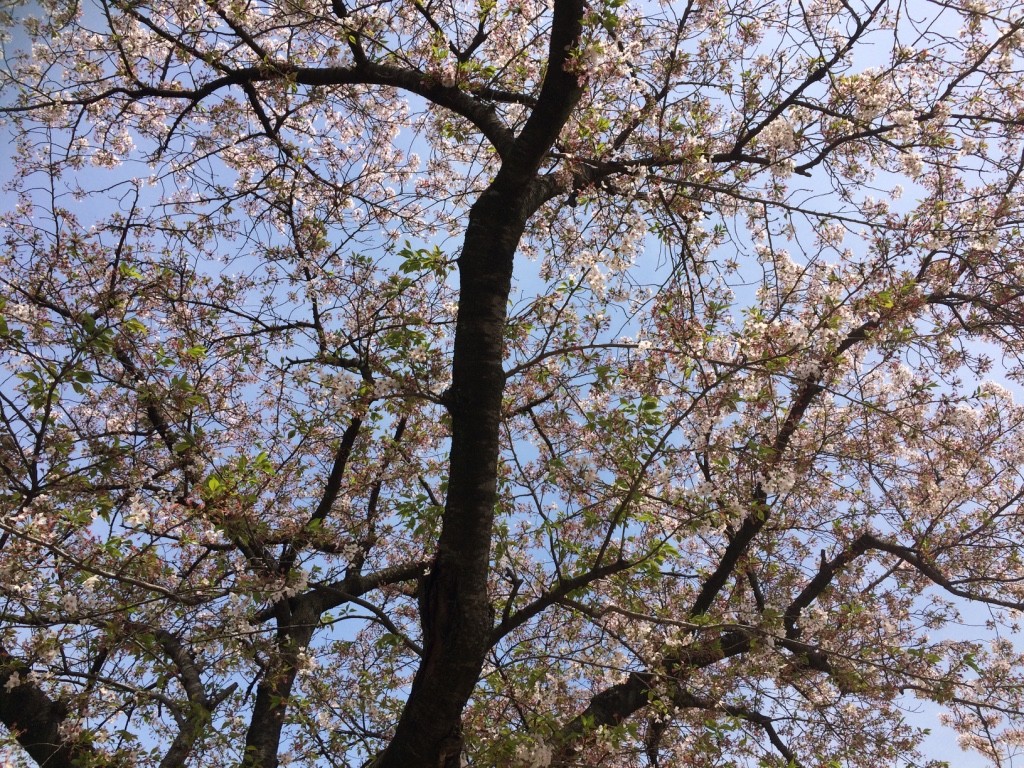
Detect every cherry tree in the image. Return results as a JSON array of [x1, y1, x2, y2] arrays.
[[2, 0, 1024, 765]]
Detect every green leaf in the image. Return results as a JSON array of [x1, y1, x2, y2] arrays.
[[123, 318, 148, 336], [118, 262, 143, 279]]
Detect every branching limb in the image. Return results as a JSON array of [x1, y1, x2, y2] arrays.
[[0, 643, 98, 768]]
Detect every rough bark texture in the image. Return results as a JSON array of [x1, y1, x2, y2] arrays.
[[242, 600, 320, 768], [369, 1, 586, 765], [371, 184, 526, 767], [0, 645, 99, 768]]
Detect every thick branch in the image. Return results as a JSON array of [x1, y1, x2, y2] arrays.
[[4, 60, 518, 159], [241, 599, 320, 768], [154, 634, 236, 768], [366, 4, 588, 766], [253, 559, 429, 623], [0, 644, 99, 768], [492, 0, 586, 189], [552, 630, 753, 763]]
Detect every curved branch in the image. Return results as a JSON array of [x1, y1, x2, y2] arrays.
[[2, 62, 517, 159], [279, 416, 362, 575], [490, 557, 633, 643], [551, 630, 753, 763], [250, 558, 429, 623]]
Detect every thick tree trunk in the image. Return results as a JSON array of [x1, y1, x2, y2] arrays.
[[370, 1, 585, 762], [372, 184, 530, 767], [242, 601, 319, 768], [0, 645, 101, 767]]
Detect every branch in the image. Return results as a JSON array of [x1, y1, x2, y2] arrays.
[[242, 598, 322, 768], [490, 557, 633, 642], [504, 342, 638, 379], [279, 416, 362, 575], [492, 0, 586, 189], [724, 0, 887, 161], [707, 698, 804, 768], [313, 586, 423, 656], [252, 559, 429, 623], [551, 630, 753, 763], [687, 312, 885, 619], [784, 537, 872, 639], [0, 643, 98, 768], [146, 628, 236, 768], [0, 516, 218, 605], [861, 534, 1024, 613], [2, 61, 517, 159]]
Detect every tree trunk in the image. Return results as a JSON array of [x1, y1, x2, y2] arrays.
[[371, 181, 533, 767]]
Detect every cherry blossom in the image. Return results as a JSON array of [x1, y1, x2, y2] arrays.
[[2, 0, 1024, 766]]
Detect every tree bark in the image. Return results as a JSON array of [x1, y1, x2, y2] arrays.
[[242, 599, 320, 768], [367, 0, 586, 761], [371, 184, 527, 767], [0, 644, 101, 768]]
